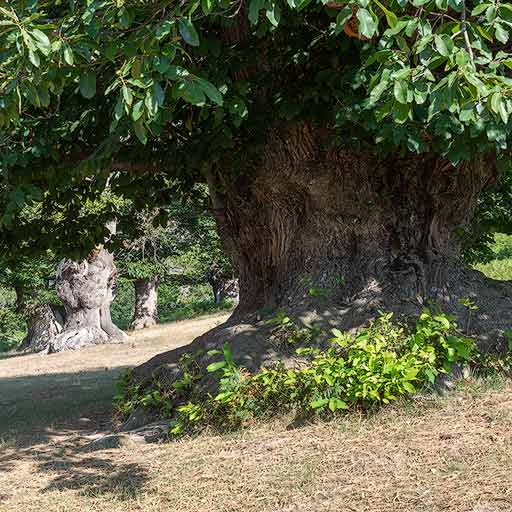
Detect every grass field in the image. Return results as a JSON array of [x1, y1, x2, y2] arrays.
[[1, 311, 512, 512]]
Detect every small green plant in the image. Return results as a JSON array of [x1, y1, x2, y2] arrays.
[[265, 311, 318, 347], [307, 286, 332, 299], [334, 275, 345, 287], [505, 330, 512, 353], [265, 310, 292, 328], [459, 297, 479, 334]]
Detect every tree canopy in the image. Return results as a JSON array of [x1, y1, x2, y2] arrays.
[[3, 0, 512, 251]]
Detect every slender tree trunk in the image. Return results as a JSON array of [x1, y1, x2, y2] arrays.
[[134, 123, 512, 387], [48, 246, 127, 352], [16, 287, 62, 352], [129, 276, 160, 330], [209, 274, 239, 305]]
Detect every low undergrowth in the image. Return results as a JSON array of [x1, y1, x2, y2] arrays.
[[113, 308, 510, 438]]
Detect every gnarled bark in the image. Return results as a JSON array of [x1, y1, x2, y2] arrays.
[[48, 246, 128, 352], [129, 277, 160, 330], [134, 124, 512, 390], [16, 286, 63, 352]]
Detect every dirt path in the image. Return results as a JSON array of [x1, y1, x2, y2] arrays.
[[0, 313, 229, 445]]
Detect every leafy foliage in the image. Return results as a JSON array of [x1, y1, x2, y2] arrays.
[[4, 1, 512, 251], [114, 308, 476, 436], [0, 285, 24, 351]]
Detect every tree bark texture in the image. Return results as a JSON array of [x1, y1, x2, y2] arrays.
[[48, 246, 128, 352], [129, 277, 160, 330], [134, 123, 511, 388], [16, 287, 63, 352]]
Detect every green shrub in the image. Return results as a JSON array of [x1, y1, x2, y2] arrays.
[[114, 309, 476, 437], [0, 286, 25, 352]]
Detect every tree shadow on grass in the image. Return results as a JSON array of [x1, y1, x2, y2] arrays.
[[37, 452, 149, 499], [0, 366, 131, 448], [0, 434, 149, 501]]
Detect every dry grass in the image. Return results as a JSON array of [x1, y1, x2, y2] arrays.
[[0, 313, 228, 444], [1, 315, 512, 512]]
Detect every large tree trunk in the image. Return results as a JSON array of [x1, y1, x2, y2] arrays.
[[134, 124, 512, 388], [48, 246, 128, 352], [16, 287, 63, 352], [129, 277, 160, 330]]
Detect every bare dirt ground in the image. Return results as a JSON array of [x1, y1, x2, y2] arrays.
[[1, 313, 512, 512]]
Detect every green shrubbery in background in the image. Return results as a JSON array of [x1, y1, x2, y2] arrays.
[[111, 278, 233, 331], [474, 233, 512, 280], [0, 287, 24, 351]]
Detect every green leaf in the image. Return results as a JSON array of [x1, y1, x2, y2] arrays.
[[122, 85, 133, 106], [249, 0, 265, 24], [133, 118, 147, 144], [373, 0, 397, 28], [28, 50, 40, 67], [434, 34, 453, 57], [152, 82, 165, 106], [495, 24, 509, 44], [79, 72, 96, 99], [356, 8, 378, 39], [196, 78, 223, 105], [131, 100, 144, 121], [402, 381, 416, 393], [310, 398, 328, 409], [156, 20, 173, 40], [266, 3, 281, 27], [472, 3, 491, 15], [178, 18, 200, 46], [201, 0, 213, 14], [486, 5, 497, 23], [336, 6, 353, 32], [31, 29, 51, 55], [370, 79, 389, 103], [179, 80, 206, 105], [393, 80, 408, 104], [207, 361, 226, 372], [63, 46, 74, 65]]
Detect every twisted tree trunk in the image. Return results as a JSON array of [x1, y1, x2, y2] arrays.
[[129, 276, 160, 330], [134, 124, 512, 388], [16, 286, 62, 352], [48, 246, 127, 352]]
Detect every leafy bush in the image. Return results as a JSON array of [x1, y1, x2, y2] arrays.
[[0, 286, 24, 352], [114, 309, 476, 437]]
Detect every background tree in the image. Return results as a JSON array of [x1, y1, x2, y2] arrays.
[[0, 252, 62, 352], [176, 213, 238, 305], [117, 208, 184, 330], [117, 198, 236, 329]]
